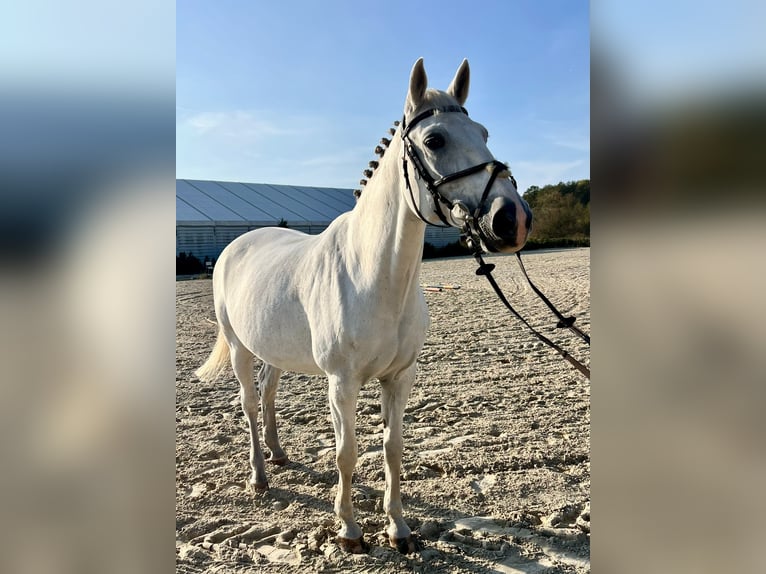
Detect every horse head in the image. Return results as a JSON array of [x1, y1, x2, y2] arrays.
[[401, 58, 532, 253]]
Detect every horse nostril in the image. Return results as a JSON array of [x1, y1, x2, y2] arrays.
[[491, 203, 517, 241]]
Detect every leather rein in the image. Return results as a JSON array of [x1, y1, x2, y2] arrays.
[[400, 105, 591, 379]]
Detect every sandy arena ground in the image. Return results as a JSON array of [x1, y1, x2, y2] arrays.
[[176, 248, 590, 573]]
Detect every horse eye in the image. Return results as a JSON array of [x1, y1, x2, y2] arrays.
[[424, 134, 445, 150]]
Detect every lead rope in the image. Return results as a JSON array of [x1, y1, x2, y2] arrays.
[[464, 236, 591, 379], [514, 252, 591, 345]]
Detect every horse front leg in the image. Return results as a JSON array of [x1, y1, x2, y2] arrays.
[[380, 364, 417, 554], [327, 374, 367, 553]]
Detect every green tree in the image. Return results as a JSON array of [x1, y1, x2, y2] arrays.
[[523, 180, 590, 246]]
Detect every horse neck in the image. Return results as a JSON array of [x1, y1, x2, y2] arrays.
[[346, 134, 426, 294]]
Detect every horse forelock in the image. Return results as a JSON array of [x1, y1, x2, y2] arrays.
[[403, 89, 463, 124], [422, 89, 461, 110]]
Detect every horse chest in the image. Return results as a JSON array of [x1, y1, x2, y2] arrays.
[[311, 290, 428, 377]]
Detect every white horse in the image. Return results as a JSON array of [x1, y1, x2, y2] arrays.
[[195, 58, 532, 554]]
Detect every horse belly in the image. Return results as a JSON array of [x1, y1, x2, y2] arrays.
[[227, 289, 322, 374], [216, 230, 324, 375]]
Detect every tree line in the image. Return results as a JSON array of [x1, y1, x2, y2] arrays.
[[522, 179, 590, 249]]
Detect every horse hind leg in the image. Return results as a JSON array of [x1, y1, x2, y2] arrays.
[[258, 364, 288, 465], [230, 345, 269, 491]]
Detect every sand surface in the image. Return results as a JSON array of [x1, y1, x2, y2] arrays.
[[176, 249, 590, 573]]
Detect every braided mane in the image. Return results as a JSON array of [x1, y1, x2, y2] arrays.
[[353, 120, 400, 199]]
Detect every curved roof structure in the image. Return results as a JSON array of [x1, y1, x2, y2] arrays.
[[176, 179, 357, 226]]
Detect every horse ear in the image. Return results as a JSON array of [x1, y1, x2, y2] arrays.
[[406, 58, 427, 116], [447, 59, 470, 106]]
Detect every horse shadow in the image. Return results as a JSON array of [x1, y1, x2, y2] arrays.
[[271, 459, 589, 573]]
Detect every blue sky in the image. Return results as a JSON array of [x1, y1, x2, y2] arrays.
[[177, 0, 589, 191]]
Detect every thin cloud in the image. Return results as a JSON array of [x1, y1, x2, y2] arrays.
[[514, 159, 587, 188], [533, 118, 590, 153], [300, 146, 369, 168], [180, 110, 321, 140], [546, 133, 590, 152]]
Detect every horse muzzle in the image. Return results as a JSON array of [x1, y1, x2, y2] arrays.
[[478, 197, 533, 253]]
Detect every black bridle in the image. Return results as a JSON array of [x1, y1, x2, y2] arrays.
[[400, 105, 512, 239], [400, 105, 591, 379]]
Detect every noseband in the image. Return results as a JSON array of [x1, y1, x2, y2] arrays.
[[400, 106, 515, 245]]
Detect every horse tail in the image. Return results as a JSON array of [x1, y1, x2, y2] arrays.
[[195, 328, 230, 382]]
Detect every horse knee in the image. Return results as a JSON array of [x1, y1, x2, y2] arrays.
[[383, 436, 403, 458], [335, 443, 357, 470]]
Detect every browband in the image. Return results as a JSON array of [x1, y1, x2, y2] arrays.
[[400, 105, 468, 138]]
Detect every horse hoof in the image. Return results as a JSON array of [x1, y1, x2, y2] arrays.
[[337, 536, 370, 554], [389, 534, 419, 554], [247, 480, 269, 493], [267, 455, 289, 466]]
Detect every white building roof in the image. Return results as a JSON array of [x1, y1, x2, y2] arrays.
[[176, 179, 357, 225]]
